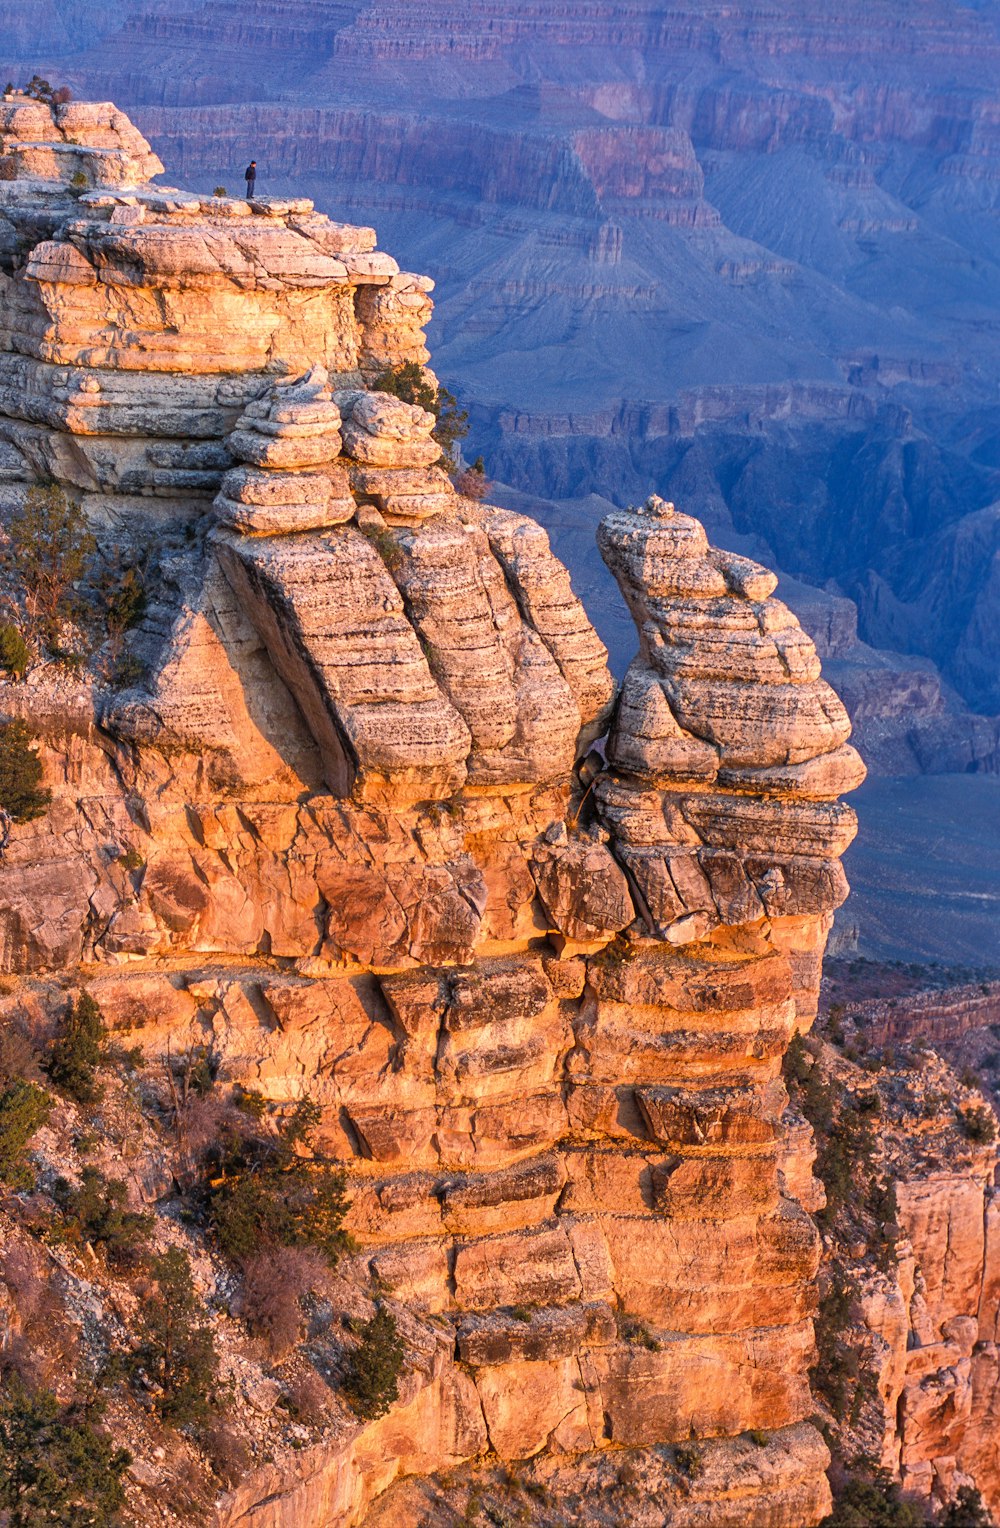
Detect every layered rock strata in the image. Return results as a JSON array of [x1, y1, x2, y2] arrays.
[[0, 101, 870, 1527]]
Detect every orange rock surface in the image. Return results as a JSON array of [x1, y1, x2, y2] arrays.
[[0, 97, 887, 1526]]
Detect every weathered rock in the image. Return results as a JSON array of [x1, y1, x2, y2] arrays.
[[0, 101, 866, 1528]]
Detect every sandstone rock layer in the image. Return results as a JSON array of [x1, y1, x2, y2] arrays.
[[0, 101, 869, 1527]]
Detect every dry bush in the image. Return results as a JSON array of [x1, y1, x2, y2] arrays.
[[200, 1417, 252, 1486], [284, 1365, 333, 1423], [0, 1019, 42, 1084], [170, 1092, 241, 1185], [0, 1242, 76, 1390], [453, 463, 490, 500], [240, 1245, 329, 1359]]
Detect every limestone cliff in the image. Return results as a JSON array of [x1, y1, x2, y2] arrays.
[[0, 95, 957, 1528]]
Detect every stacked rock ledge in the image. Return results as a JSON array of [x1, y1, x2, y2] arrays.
[[0, 104, 874, 1528]]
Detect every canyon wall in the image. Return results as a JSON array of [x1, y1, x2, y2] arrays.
[[0, 96, 996, 1527], [0, 97, 866, 1526]]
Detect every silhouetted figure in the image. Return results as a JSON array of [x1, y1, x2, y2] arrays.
[[244, 160, 257, 198]]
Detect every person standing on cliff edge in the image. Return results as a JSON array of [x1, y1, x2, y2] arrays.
[[244, 160, 257, 198]]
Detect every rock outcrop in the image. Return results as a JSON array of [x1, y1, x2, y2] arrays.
[[0, 98, 883, 1527], [788, 1023, 1000, 1519], [8, 0, 1000, 779]]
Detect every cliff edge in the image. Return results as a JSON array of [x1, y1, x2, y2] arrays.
[[0, 96, 880, 1527]]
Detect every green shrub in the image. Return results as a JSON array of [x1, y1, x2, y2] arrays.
[[342, 1305, 405, 1419], [207, 1096, 351, 1265], [0, 484, 95, 644], [819, 1469, 926, 1527], [135, 1247, 217, 1424], [94, 557, 147, 637], [747, 1429, 770, 1446], [616, 1312, 660, 1350], [673, 1443, 703, 1479], [0, 1382, 130, 1527], [958, 1105, 997, 1145], [213, 185, 228, 198], [69, 170, 87, 189], [53, 1166, 154, 1268], [938, 1486, 994, 1527], [106, 651, 146, 689], [0, 719, 51, 823], [811, 1273, 861, 1422], [0, 624, 30, 679], [0, 1080, 51, 1187], [47, 992, 107, 1104], [372, 361, 469, 466]]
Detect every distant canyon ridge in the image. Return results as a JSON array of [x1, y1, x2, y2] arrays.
[[5, 0, 1000, 779]]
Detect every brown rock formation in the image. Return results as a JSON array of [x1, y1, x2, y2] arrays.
[[0, 99, 874, 1526], [789, 1027, 1000, 1518]]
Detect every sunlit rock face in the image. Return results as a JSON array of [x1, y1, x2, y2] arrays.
[[0, 100, 872, 1527]]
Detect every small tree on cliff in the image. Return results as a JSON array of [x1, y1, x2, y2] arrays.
[[207, 1095, 351, 1266], [0, 484, 95, 645], [134, 1248, 217, 1424], [372, 361, 469, 467], [47, 992, 108, 1104], [0, 719, 51, 823], [0, 1382, 130, 1528], [342, 1305, 405, 1420], [938, 1487, 994, 1528], [819, 1469, 925, 1527]]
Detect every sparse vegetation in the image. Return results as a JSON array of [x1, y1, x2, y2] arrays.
[[199, 1417, 251, 1486], [342, 1304, 405, 1419], [616, 1311, 661, 1350], [0, 484, 95, 644], [239, 1245, 328, 1358], [0, 1019, 41, 1086], [134, 1247, 217, 1424], [213, 186, 228, 198], [0, 1245, 75, 1392], [69, 170, 87, 189], [958, 1104, 997, 1144], [454, 457, 490, 500], [0, 624, 30, 679], [0, 486, 151, 679], [17, 76, 72, 106], [673, 1443, 703, 1479], [0, 1080, 51, 1187], [818, 1468, 925, 1527], [47, 991, 107, 1105], [372, 360, 469, 466], [0, 1382, 130, 1528], [359, 519, 404, 572], [53, 1166, 154, 1269], [96, 556, 147, 636], [283, 1367, 333, 1423], [0, 719, 51, 823]]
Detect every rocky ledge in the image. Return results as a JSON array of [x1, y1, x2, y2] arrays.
[[1, 97, 978, 1528]]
